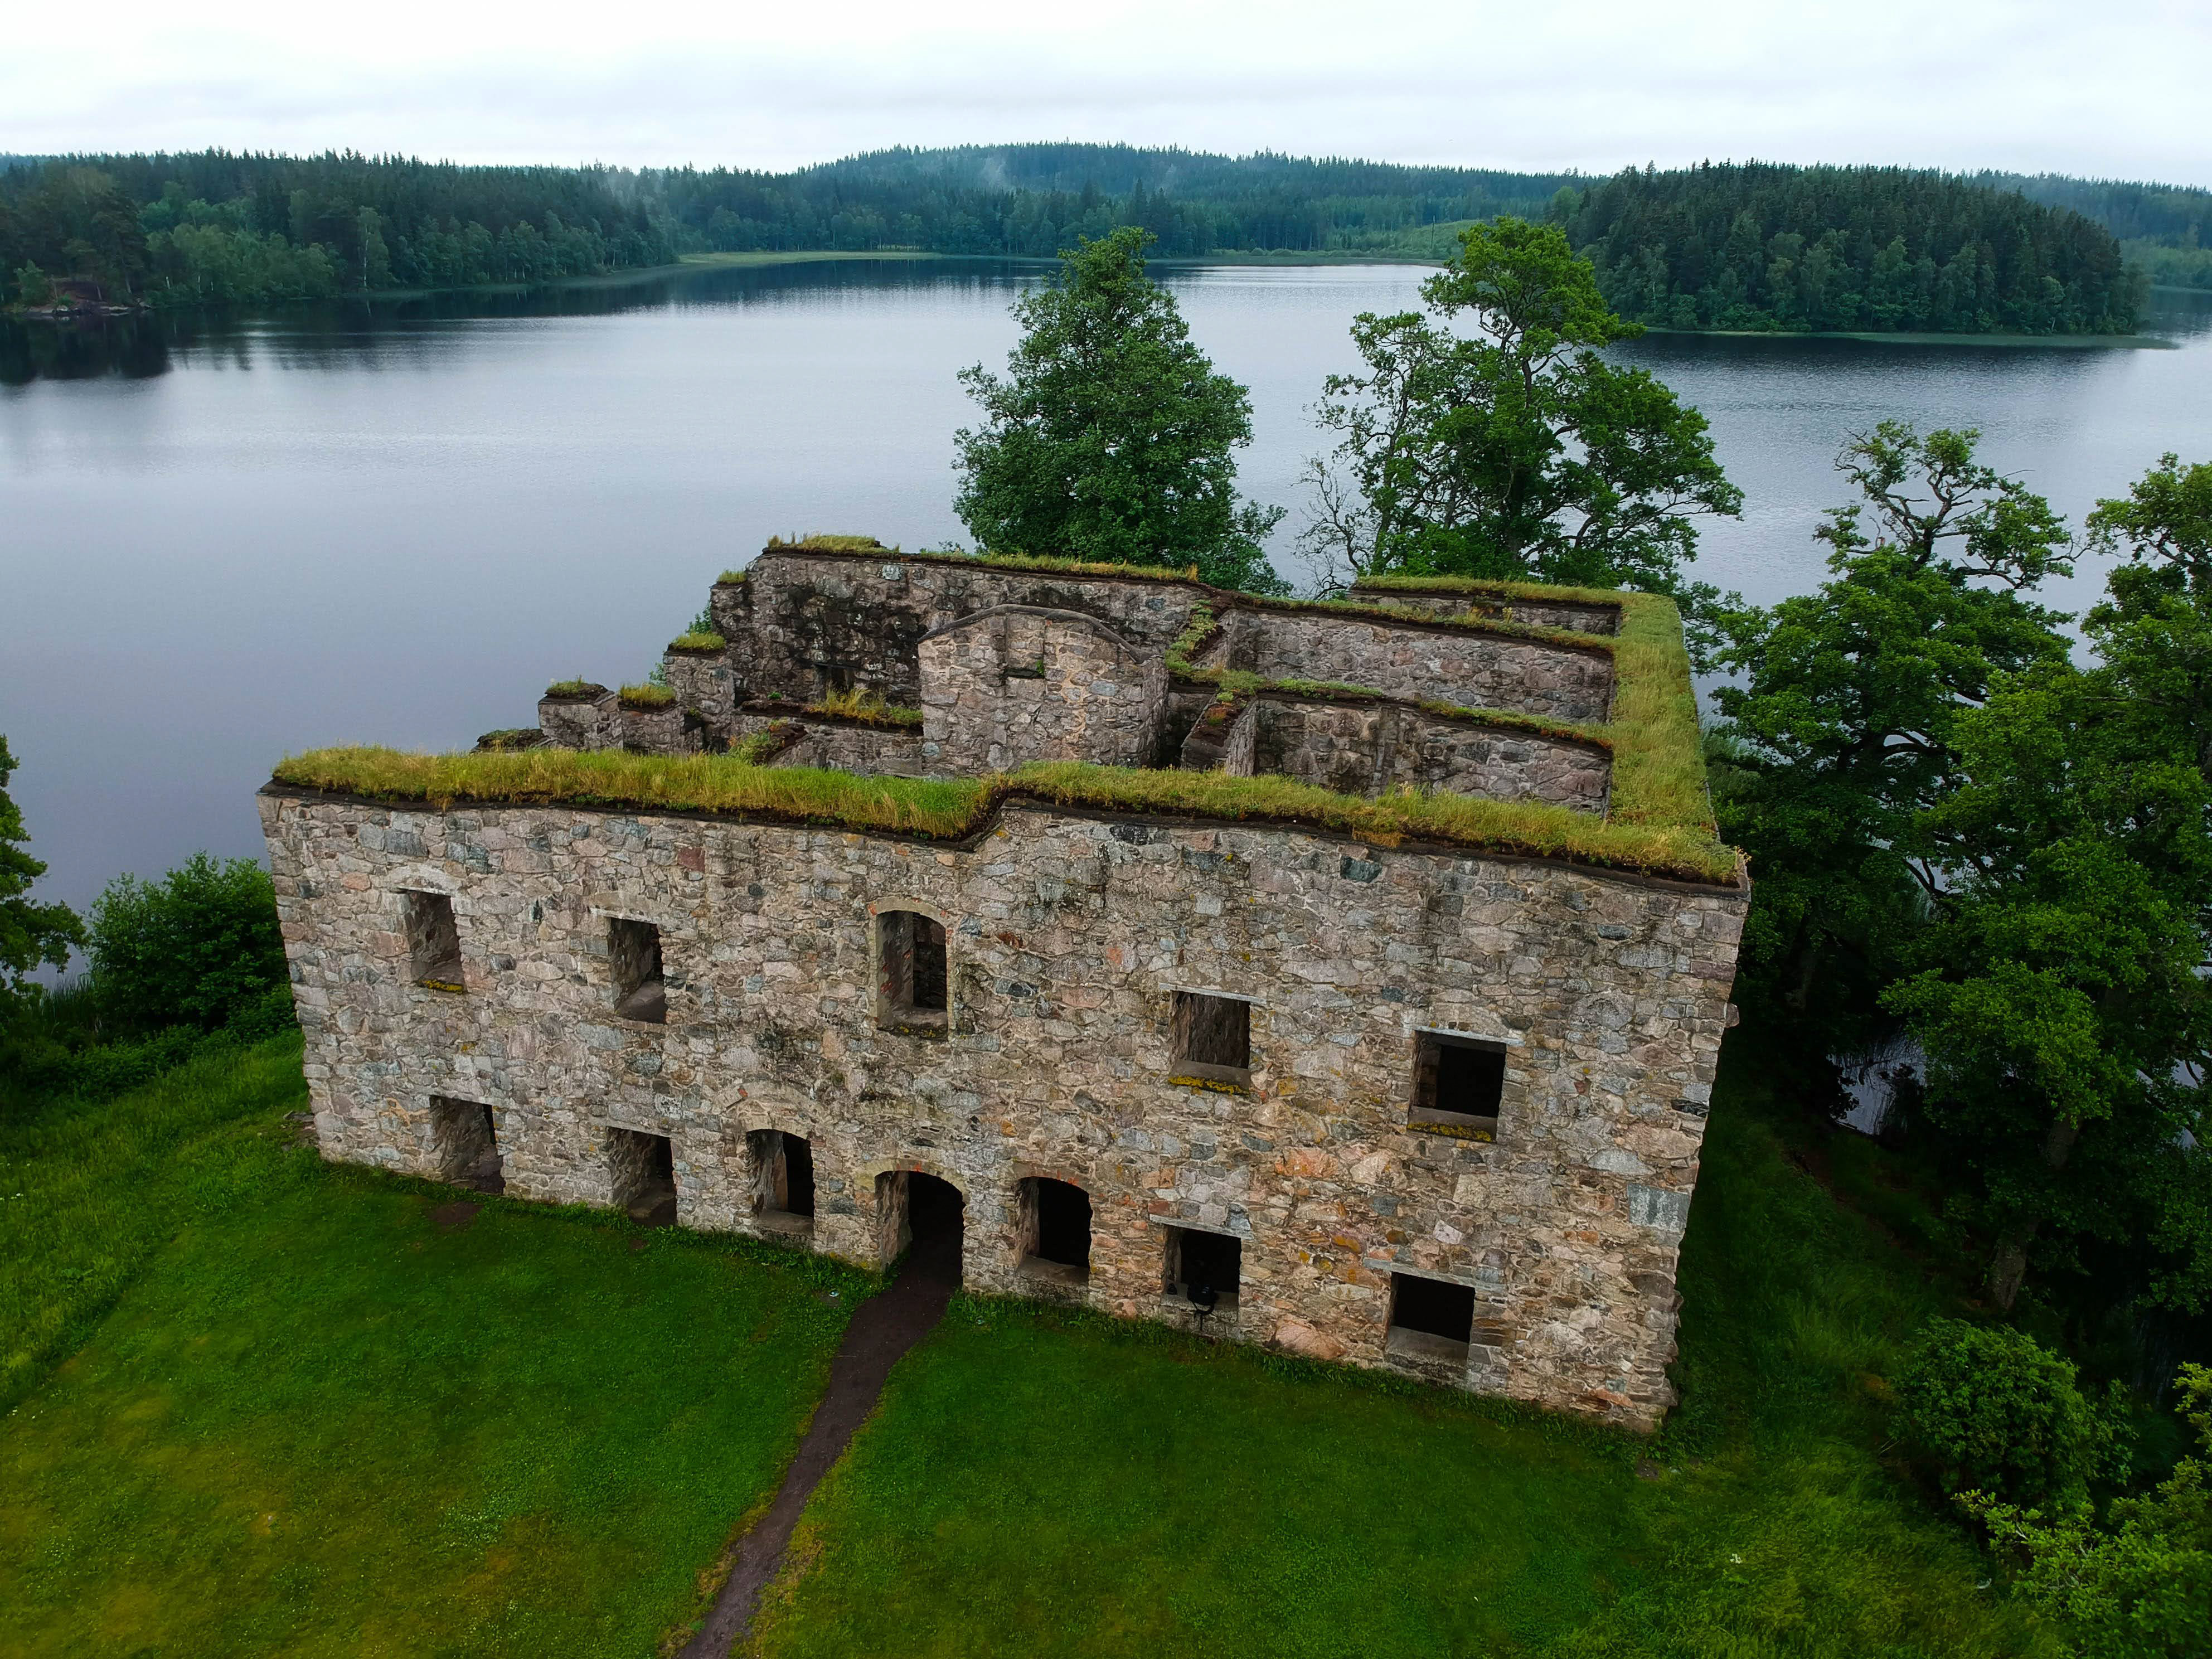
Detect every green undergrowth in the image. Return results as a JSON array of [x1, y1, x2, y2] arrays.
[[806, 687, 925, 728], [268, 747, 1739, 882], [617, 682, 677, 710], [668, 630, 727, 653], [0, 1046, 862, 1657], [542, 678, 604, 700], [745, 1026, 2052, 1659]]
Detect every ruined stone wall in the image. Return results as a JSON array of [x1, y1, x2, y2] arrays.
[[662, 650, 739, 747], [1350, 588, 1621, 636], [724, 552, 1206, 707], [1213, 609, 1615, 724], [778, 723, 929, 777], [538, 690, 619, 750], [263, 788, 1743, 1430], [1250, 698, 1611, 812], [918, 606, 1166, 773]]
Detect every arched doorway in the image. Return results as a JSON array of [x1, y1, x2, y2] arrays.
[[876, 1170, 965, 1284]]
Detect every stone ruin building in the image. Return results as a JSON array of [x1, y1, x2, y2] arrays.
[[261, 537, 1747, 1430]]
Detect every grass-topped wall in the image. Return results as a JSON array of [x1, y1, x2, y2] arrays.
[[279, 556, 1733, 886], [269, 744, 1736, 885]]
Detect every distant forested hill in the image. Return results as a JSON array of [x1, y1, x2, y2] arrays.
[[0, 152, 675, 309], [657, 144, 1579, 258], [1558, 162, 2140, 334], [0, 144, 2185, 324], [1981, 171, 2212, 291]]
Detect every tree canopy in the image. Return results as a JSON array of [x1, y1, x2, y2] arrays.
[[0, 736, 83, 1022], [953, 227, 1284, 592], [1300, 217, 1739, 595]]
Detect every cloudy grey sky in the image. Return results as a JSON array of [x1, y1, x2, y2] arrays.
[[7, 0, 2209, 185]]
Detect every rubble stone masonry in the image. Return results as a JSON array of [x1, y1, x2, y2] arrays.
[[263, 787, 1743, 1430]]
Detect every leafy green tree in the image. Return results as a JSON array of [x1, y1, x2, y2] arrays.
[[1893, 1317, 2123, 1508], [1883, 453, 2212, 1311], [0, 736, 84, 1022], [1299, 217, 1740, 595], [86, 853, 288, 1036], [1707, 424, 2073, 1045], [11, 261, 49, 306], [1967, 1364, 2212, 1659], [954, 227, 1285, 592]]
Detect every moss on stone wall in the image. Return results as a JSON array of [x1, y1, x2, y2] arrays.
[[267, 746, 1738, 884]]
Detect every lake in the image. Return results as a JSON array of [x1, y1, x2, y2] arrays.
[[4, 260, 2210, 917]]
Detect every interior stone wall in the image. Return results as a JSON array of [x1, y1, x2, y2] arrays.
[[1212, 609, 1614, 724], [1350, 587, 1622, 636], [918, 605, 1166, 772], [721, 551, 1206, 707], [263, 787, 1743, 1430], [1249, 698, 1611, 812]]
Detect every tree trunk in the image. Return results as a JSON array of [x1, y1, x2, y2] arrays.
[[1988, 1117, 2081, 1310]]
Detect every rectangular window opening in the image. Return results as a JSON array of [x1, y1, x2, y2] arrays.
[[1164, 1225, 1241, 1312], [747, 1129, 816, 1234], [403, 891, 463, 991], [608, 916, 667, 1023], [1172, 991, 1250, 1085], [1411, 1031, 1505, 1136], [607, 1127, 676, 1227], [879, 910, 949, 1034], [1019, 1177, 1092, 1284], [430, 1095, 503, 1194], [1388, 1272, 1476, 1366]]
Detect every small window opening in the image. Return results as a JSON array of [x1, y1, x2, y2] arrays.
[[608, 916, 666, 1023], [879, 910, 948, 1034], [1172, 991, 1250, 1085], [607, 1127, 676, 1227], [1412, 1031, 1505, 1135], [1388, 1272, 1476, 1365], [748, 1129, 816, 1234], [430, 1095, 503, 1194], [1018, 1177, 1092, 1284], [403, 891, 464, 991], [1165, 1225, 1241, 1313]]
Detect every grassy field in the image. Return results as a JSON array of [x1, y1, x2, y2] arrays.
[[0, 1040, 862, 1657], [1, 1029, 2058, 1656], [745, 1034, 2049, 1658]]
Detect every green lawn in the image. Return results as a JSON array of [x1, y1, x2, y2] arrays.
[[1, 1029, 2062, 1657], [0, 1039, 861, 1657], [745, 1034, 2053, 1658]]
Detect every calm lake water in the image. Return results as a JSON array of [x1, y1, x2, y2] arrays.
[[4, 260, 2210, 918]]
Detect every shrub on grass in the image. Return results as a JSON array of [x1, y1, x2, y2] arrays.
[[87, 853, 289, 1038], [1893, 1317, 2112, 1507]]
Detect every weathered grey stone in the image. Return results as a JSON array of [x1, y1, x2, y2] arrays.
[[262, 790, 1744, 1433], [539, 689, 618, 750], [1248, 697, 1609, 812], [919, 605, 1166, 772], [1348, 586, 1622, 636]]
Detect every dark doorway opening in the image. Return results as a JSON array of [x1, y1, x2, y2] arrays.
[[879, 1170, 964, 1284], [1388, 1272, 1476, 1365], [1165, 1225, 1241, 1313], [430, 1095, 503, 1194], [609, 1127, 677, 1228], [1019, 1177, 1092, 1284], [748, 1129, 816, 1234]]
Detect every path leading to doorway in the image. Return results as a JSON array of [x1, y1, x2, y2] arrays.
[[678, 1202, 962, 1658]]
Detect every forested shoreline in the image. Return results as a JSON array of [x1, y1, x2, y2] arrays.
[[0, 144, 2199, 327]]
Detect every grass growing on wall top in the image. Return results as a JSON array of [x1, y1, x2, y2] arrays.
[[269, 746, 1738, 882], [667, 630, 727, 652]]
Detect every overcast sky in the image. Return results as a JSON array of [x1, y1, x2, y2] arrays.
[[7, 0, 2208, 186]]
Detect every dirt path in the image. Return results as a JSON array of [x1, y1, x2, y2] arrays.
[[679, 1220, 961, 1658]]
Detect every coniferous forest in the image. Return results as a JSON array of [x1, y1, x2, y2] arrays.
[[1, 144, 2199, 329]]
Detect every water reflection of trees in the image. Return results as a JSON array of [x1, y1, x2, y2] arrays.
[[0, 259, 1039, 385]]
